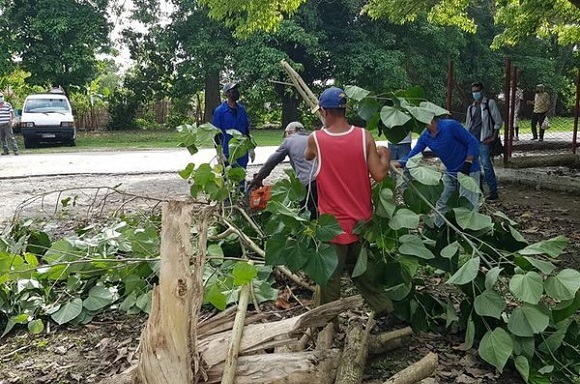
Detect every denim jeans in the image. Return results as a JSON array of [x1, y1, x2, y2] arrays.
[[434, 171, 481, 227], [388, 142, 412, 161], [479, 143, 498, 195]]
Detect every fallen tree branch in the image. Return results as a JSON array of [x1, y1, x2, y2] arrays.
[[221, 283, 251, 384], [383, 352, 439, 384], [368, 327, 413, 355]]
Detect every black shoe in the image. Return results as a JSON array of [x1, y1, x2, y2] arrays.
[[531, 137, 538, 141], [487, 193, 499, 202], [1, 153, 8, 156]]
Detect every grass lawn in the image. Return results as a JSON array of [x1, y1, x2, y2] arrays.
[[12, 129, 288, 154]]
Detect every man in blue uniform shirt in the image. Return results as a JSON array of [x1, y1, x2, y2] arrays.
[[212, 83, 252, 168], [393, 116, 481, 227]]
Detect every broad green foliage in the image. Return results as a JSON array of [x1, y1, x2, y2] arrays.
[[199, 0, 305, 37]]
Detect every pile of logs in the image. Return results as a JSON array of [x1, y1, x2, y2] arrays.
[[101, 202, 438, 384]]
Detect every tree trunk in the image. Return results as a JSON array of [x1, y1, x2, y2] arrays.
[[204, 69, 221, 123], [134, 202, 212, 384], [281, 90, 300, 130]]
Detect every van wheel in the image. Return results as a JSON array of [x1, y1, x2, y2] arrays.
[[67, 139, 76, 147], [24, 138, 36, 149]]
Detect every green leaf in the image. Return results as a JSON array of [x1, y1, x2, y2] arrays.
[[252, 280, 278, 303], [344, 85, 371, 101], [207, 243, 224, 259], [285, 238, 310, 272], [485, 267, 503, 290], [227, 167, 246, 183], [232, 262, 257, 286], [512, 336, 535, 360], [357, 98, 380, 121], [457, 172, 481, 194], [193, 163, 215, 185], [398, 235, 435, 260], [24, 253, 39, 267], [352, 246, 368, 278], [206, 284, 227, 311], [447, 257, 480, 285], [303, 243, 338, 285], [464, 316, 475, 350], [418, 101, 449, 116], [441, 242, 459, 259], [515, 355, 530, 383], [478, 327, 513, 372], [51, 298, 83, 325], [315, 214, 344, 242], [376, 187, 397, 218], [453, 208, 493, 231], [403, 179, 443, 214], [445, 298, 459, 328], [83, 285, 117, 311], [474, 289, 505, 319], [552, 291, 580, 324], [518, 236, 567, 257], [509, 272, 543, 304], [388, 208, 420, 230], [409, 165, 441, 186], [544, 269, 580, 301], [265, 233, 288, 266], [538, 319, 570, 354], [178, 162, 195, 179], [522, 257, 556, 275], [27, 319, 44, 334], [405, 105, 435, 125], [136, 292, 152, 314], [380, 105, 411, 128], [507, 304, 550, 337], [266, 201, 308, 222]]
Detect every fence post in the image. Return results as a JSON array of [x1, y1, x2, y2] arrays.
[[446, 60, 453, 113], [574, 68, 580, 154], [507, 67, 518, 159], [503, 59, 511, 165]]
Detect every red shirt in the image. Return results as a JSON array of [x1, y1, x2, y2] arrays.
[[314, 126, 372, 244]]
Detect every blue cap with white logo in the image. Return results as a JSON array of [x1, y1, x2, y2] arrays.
[[319, 87, 347, 109]]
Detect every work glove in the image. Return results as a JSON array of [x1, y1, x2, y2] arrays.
[[248, 174, 263, 190], [249, 149, 256, 163], [459, 161, 472, 175]]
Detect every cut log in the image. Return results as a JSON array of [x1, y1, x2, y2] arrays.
[[383, 352, 439, 384], [198, 295, 364, 368], [134, 202, 212, 384], [334, 313, 374, 384], [205, 350, 342, 384], [368, 327, 413, 355]]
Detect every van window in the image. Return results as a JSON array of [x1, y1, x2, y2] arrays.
[[24, 98, 70, 113]]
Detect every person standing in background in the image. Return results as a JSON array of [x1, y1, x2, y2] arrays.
[[388, 131, 412, 160], [212, 83, 253, 168], [529, 84, 550, 142], [0, 93, 18, 156], [465, 81, 502, 201]]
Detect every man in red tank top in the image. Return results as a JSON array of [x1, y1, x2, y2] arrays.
[[305, 86, 394, 315]]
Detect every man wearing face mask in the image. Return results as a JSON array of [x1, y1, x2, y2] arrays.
[[212, 83, 253, 169], [465, 81, 503, 202], [528, 84, 550, 141]]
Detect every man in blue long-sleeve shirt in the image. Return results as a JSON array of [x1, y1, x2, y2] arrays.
[[393, 117, 481, 227], [212, 83, 251, 168]]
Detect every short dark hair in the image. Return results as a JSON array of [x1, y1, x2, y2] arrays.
[[323, 108, 346, 117], [471, 81, 484, 90]]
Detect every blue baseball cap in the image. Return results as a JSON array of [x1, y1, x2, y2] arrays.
[[319, 87, 347, 109]]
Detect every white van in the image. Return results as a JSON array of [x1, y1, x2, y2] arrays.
[[19, 93, 76, 148]]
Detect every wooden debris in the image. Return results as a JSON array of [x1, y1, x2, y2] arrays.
[[383, 352, 439, 384]]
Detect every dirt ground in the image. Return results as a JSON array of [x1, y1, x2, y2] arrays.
[[0, 167, 579, 384]]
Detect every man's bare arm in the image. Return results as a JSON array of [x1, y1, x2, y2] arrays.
[[366, 130, 390, 181], [304, 133, 317, 161]]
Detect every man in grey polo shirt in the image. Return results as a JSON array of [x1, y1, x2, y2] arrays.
[[249, 121, 317, 218], [0, 93, 19, 156]]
